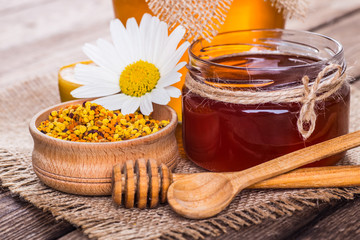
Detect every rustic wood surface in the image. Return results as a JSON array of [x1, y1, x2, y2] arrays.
[[1, 0, 360, 239]]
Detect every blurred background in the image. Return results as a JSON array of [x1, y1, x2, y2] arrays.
[[1, 0, 360, 92]]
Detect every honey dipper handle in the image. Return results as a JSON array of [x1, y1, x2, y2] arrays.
[[228, 130, 360, 190]]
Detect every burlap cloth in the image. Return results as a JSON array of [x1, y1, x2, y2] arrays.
[[1, 75, 360, 240], [147, 0, 309, 41]]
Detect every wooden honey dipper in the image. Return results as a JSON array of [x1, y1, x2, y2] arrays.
[[112, 131, 360, 211], [112, 159, 172, 209], [112, 160, 360, 209]]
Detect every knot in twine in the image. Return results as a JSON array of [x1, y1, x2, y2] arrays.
[[185, 64, 347, 139]]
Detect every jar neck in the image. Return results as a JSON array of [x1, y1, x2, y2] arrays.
[[188, 29, 345, 91]]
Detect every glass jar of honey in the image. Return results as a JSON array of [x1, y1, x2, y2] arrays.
[[112, 0, 285, 121], [183, 29, 349, 172]]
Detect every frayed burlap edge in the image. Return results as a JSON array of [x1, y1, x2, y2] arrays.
[[268, 0, 309, 19], [1, 148, 360, 240]]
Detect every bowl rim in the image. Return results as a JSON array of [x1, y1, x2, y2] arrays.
[[29, 99, 178, 147]]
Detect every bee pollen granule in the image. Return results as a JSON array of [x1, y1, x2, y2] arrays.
[[37, 102, 169, 142]]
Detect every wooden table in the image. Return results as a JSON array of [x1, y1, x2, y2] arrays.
[[1, 1, 360, 239]]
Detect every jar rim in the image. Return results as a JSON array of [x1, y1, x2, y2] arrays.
[[188, 29, 344, 71]]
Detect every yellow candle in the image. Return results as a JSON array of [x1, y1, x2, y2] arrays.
[[58, 61, 92, 102]]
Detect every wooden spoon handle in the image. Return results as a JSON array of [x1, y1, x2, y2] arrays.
[[248, 165, 360, 188], [228, 130, 360, 190], [172, 165, 360, 189]]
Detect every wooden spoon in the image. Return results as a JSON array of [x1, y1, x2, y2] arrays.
[[167, 130, 360, 219]]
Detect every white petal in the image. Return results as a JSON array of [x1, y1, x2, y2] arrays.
[[160, 41, 190, 76], [157, 26, 186, 68], [74, 64, 119, 85], [156, 70, 182, 88], [144, 16, 161, 62], [165, 86, 181, 98], [121, 97, 141, 115], [110, 19, 134, 64], [138, 15, 152, 61], [96, 39, 125, 72], [143, 18, 155, 62], [83, 42, 121, 74], [150, 88, 170, 105], [139, 14, 151, 59], [152, 21, 168, 64], [139, 93, 153, 115], [140, 14, 152, 33], [126, 17, 142, 60], [175, 62, 187, 72], [71, 84, 120, 98], [92, 94, 129, 110]]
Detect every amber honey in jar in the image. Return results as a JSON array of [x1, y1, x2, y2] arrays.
[[112, 0, 285, 121], [183, 29, 349, 172]]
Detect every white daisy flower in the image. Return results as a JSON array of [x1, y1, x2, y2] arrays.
[[70, 13, 189, 115]]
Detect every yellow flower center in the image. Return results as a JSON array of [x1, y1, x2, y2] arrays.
[[119, 60, 160, 97]]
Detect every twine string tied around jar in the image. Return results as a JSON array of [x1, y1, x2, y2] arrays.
[[184, 63, 347, 139]]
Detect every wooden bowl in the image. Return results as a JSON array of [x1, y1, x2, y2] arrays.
[[29, 99, 179, 196]]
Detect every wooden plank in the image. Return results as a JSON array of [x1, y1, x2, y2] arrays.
[[0, 0, 112, 88], [0, 22, 110, 89], [0, 188, 21, 218], [313, 11, 360, 78], [0, 187, 75, 240], [293, 197, 360, 239], [205, 199, 347, 240], [58, 230, 89, 240], [286, 1, 360, 78], [0, 0, 112, 51], [0, 0, 49, 15], [353, 79, 360, 91], [286, 0, 360, 30]]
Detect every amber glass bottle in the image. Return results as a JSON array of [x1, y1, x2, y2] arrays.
[[112, 0, 285, 121]]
